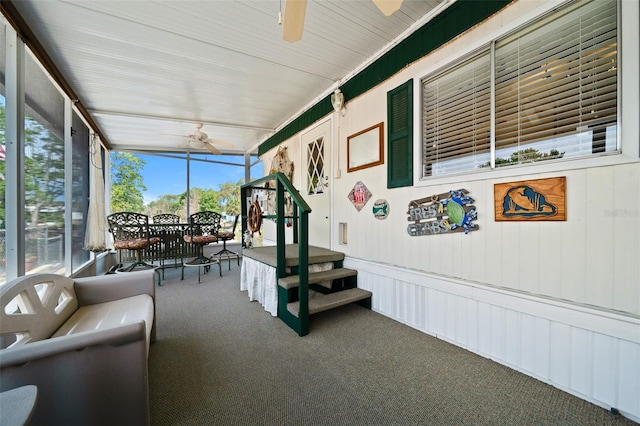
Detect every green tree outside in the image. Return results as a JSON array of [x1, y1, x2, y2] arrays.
[[24, 120, 65, 227], [217, 181, 242, 215], [197, 188, 221, 213], [110, 152, 146, 213], [480, 148, 564, 168], [146, 194, 184, 220], [1, 101, 65, 229]]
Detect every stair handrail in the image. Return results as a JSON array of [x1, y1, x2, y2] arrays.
[[241, 172, 312, 335]]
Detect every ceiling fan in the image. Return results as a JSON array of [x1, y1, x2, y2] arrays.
[[180, 123, 233, 155], [282, 0, 403, 42]]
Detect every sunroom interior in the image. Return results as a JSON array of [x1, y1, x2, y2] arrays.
[[1, 0, 639, 424]]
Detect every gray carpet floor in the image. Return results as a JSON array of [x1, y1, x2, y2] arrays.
[[149, 258, 637, 425]]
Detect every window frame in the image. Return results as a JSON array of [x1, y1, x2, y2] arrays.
[[414, 0, 632, 188]]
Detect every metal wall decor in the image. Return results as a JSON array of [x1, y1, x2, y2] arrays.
[[407, 189, 478, 236], [372, 199, 390, 220], [348, 181, 372, 211]]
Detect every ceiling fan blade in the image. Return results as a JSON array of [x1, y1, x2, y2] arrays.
[[204, 142, 221, 155], [372, 0, 403, 16], [208, 138, 234, 148], [282, 0, 307, 43]]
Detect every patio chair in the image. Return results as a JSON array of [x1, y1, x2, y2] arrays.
[[212, 214, 240, 270], [107, 212, 161, 272], [182, 211, 222, 282], [152, 213, 182, 278]]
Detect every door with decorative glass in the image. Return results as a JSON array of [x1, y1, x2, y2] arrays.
[[302, 119, 331, 248]]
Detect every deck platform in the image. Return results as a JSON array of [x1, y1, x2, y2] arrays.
[[242, 244, 344, 267]]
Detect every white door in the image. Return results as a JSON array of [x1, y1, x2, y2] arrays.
[[302, 120, 331, 248]]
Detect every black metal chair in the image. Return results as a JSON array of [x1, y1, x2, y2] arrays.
[[182, 211, 222, 282], [212, 214, 240, 270], [152, 213, 181, 279], [107, 212, 161, 272], [153, 213, 180, 225]]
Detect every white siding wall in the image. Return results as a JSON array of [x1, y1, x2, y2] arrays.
[[335, 164, 639, 314], [259, 0, 640, 421], [329, 0, 640, 316], [345, 257, 640, 422]]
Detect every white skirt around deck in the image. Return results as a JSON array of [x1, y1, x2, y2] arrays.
[[240, 256, 335, 317], [240, 257, 278, 316]]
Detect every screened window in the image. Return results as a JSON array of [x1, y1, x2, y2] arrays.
[[24, 48, 66, 276], [421, 0, 618, 178], [72, 112, 90, 270], [1, 21, 6, 283]]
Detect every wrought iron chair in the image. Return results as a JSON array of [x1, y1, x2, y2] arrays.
[[182, 211, 222, 282], [107, 212, 161, 272], [212, 214, 240, 270], [152, 213, 181, 279], [153, 213, 180, 225]]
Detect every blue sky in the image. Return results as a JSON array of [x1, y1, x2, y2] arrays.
[[135, 153, 261, 204]]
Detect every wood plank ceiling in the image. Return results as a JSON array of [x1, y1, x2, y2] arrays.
[[6, 0, 447, 155]]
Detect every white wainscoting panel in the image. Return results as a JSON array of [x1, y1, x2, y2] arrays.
[[344, 257, 640, 423]]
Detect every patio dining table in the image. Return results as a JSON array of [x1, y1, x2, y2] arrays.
[[115, 223, 201, 268]]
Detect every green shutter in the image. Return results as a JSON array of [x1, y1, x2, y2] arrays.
[[387, 79, 413, 188]]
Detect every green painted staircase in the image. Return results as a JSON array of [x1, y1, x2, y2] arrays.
[[241, 173, 372, 336], [279, 262, 372, 318]]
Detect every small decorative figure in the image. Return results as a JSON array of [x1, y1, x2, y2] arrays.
[[243, 230, 253, 249]]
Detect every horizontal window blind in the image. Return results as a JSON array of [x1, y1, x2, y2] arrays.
[[494, 0, 617, 165], [422, 52, 491, 177]]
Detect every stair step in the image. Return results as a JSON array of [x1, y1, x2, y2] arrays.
[[287, 288, 372, 317], [279, 268, 357, 290], [242, 244, 345, 268]]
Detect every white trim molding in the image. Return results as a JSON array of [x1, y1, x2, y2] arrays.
[[344, 257, 640, 423]]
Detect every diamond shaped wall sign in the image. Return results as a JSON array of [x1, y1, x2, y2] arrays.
[[348, 181, 372, 211]]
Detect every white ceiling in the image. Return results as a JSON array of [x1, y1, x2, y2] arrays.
[[10, 0, 447, 156]]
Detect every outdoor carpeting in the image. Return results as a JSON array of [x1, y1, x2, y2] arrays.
[[149, 260, 637, 425]]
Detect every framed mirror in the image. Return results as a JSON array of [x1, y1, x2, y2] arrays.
[[347, 122, 384, 173]]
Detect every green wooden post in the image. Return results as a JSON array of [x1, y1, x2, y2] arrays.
[[276, 179, 286, 280], [240, 185, 247, 243], [298, 210, 309, 336], [292, 202, 299, 244]]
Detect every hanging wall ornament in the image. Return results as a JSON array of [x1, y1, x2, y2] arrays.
[[268, 145, 295, 216], [269, 145, 294, 182], [372, 199, 390, 220], [348, 181, 372, 212]]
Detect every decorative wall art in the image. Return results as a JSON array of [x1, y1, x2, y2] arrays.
[[348, 181, 372, 211], [407, 189, 479, 236], [267, 145, 295, 216], [372, 199, 390, 220], [269, 145, 294, 182], [347, 123, 384, 172], [494, 177, 566, 221]]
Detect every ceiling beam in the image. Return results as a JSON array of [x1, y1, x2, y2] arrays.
[[88, 109, 275, 132]]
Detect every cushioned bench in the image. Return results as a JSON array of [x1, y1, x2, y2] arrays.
[[0, 270, 157, 426]]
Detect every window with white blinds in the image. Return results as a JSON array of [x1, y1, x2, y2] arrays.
[[494, 0, 617, 166], [421, 0, 617, 178], [422, 52, 491, 176]]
